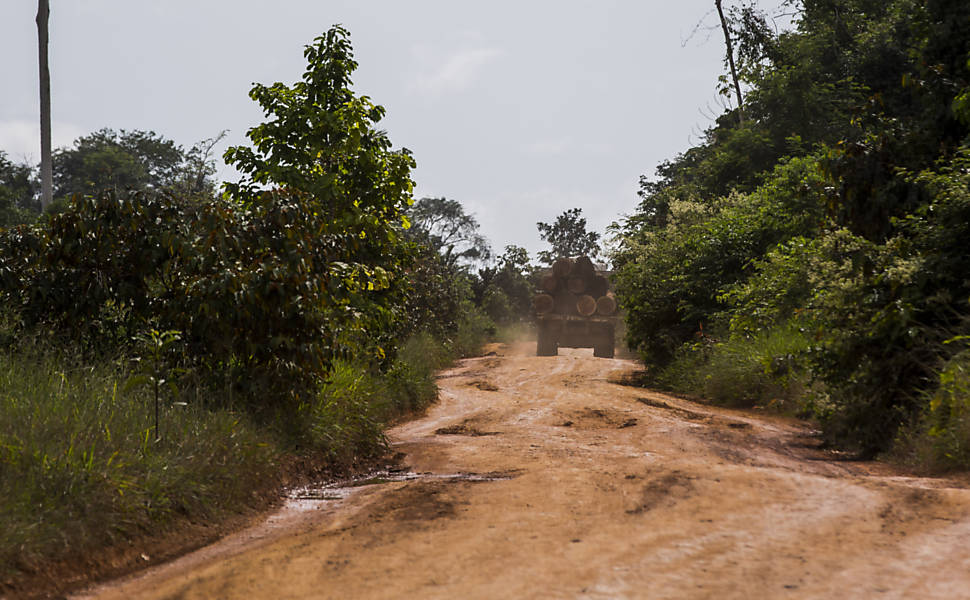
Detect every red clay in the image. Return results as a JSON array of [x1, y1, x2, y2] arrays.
[[75, 342, 970, 599]]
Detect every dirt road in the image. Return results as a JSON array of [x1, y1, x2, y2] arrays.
[[76, 342, 970, 599]]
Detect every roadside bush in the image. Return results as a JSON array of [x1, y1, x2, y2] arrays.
[[0, 27, 417, 414], [293, 332, 452, 465], [450, 301, 496, 358], [905, 349, 970, 470], [613, 155, 829, 365], [657, 325, 813, 410]]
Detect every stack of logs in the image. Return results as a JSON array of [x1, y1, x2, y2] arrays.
[[533, 256, 617, 317]]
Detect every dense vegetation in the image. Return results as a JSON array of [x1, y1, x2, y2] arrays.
[[0, 26, 510, 590], [613, 0, 970, 465]]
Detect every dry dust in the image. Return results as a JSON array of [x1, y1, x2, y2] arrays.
[[73, 342, 970, 599]]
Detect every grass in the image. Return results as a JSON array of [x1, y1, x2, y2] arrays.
[[0, 328, 470, 591], [655, 325, 813, 411], [295, 333, 451, 464], [0, 347, 279, 581], [896, 349, 970, 471]]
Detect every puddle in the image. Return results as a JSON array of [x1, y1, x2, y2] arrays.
[[286, 469, 520, 509]]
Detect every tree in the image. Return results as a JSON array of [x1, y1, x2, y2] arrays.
[[223, 24, 416, 362], [0, 25, 418, 411], [169, 130, 227, 201], [52, 129, 189, 201], [406, 197, 490, 267], [36, 0, 52, 211], [475, 245, 534, 323], [0, 151, 37, 225], [614, 0, 970, 455], [536, 208, 600, 264]]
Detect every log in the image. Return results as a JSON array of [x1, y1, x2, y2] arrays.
[[554, 291, 579, 315], [540, 273, 559, 293], [587, 274, 609, 298], [572, 256, 596, 280], [596, 293, 617, 316], [576, 294, 597, 316], [533, 293, 554, 314], [552, 257, 573, 278], [566, 276, 586, 295]]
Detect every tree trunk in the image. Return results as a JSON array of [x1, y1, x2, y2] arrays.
[[715, 0, 745, 123], [37, 0, 53, 210]]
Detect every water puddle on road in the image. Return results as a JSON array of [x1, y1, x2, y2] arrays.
[[286, 469, 520, 511]]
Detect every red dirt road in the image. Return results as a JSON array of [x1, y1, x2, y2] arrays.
[[75, 342, 970, 599]]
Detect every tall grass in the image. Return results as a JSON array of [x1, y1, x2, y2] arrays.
[[0, 348, 278, 579], [1, 326, 478, 588], [293, 333, 451, 464], [899, 350, 970, 470], [656, 325, 813, 411]]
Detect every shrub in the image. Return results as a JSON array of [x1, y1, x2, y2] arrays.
[[0, 27, 418, 414], [657, 325, 813, 410], [901, 349, 970, 470], [613, 155, 829, 365]]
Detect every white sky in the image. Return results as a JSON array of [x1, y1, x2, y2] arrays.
[[0, 1, 791, 261]]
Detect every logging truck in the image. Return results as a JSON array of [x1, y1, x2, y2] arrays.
[[533, 256, 617, 358]]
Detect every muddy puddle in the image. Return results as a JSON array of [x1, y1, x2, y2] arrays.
[[286, 469, 520, 509]]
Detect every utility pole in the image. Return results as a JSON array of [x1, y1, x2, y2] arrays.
[[37, 0, 53, 210], [715, 0, 745, 123]]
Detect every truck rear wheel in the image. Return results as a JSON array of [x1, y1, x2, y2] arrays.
[[592, 325, 615, 358], [537, 323, 558, 356]]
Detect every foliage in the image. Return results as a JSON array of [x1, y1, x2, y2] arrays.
[[0, 151, 37, 224], [406, 196, 491, 266], [52, 129, 194, 202], [0, 24, 488, 590], [907, 348, 970, 470], [615, 0, 970, 457], [292, 332, 452, 463], [0, 343, 278, 582], [224, 24, 416, 372], [536, 208, 600, 265], [398, 242, 471, 341], [656, 324, 812, 411], [0, 323, 461, 586], [0, 26, 417, 414], [474, 245, 535, 324], [614, 155, 828, 365]]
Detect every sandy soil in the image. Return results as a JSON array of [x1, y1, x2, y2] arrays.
[[74, 342, 970, 599]]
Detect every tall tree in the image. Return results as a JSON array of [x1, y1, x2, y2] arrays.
[[536, 208, 600, 265], [36, 0, 52, 210], [406, 197, 491, 267], [52, 129, 189, 200]]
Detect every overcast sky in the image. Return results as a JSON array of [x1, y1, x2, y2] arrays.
[[1, 1, 790, 261]]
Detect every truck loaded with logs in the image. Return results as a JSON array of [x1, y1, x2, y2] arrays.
[[533, 256, 617, 358]]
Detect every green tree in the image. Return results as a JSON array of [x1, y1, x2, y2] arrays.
[[475, 245, 534, 323], [406, 196, 491, 267], [615, 0, 970, 457], [536, 208, 600, 265], [0, 25, 418, 414], [223, 24, 416, 362], [0, 152, 37, 225], [52, 129, 193, 202]]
